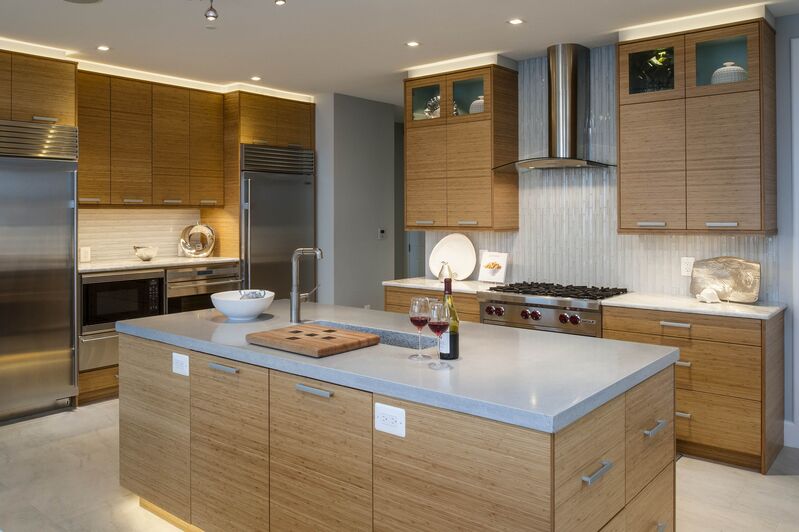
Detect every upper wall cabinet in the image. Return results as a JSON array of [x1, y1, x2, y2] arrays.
[[0, 52, 11, 120], [404, 65, 519, 231], [77, 72, 111, 204], [189, 90, 224, 206], [11, 54, 76, 126], [617, 19, 776, 234], [110, 78, 153, 205], [239, 92, 314, 149]]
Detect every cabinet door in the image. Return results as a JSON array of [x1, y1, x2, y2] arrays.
[[191, 353, 269, 532], [405, 125, 446, 228], [276, 99, 313, 148], [686, 91, 761, 231], [11, 54, 76, 125], [619, 36, 685, 105], [686, 22, 760, 98], [446, 120, 492, 227], [624, 462, 674, 532], [405, 75, 446, 128], [270, 371, 373, 531], [77, 72, 111, 204], [190, 90, 224, 206], [618, 99, 686, 230], [111, 78, 152, 205], [0, 51, 10, 120], [446, 67, 491, 123], [118, 335, 191, 521], [152, 84, 190, 206], [240, 92, 277, 145]]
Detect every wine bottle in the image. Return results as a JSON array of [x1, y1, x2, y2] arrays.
[[440, 278, 459, 360]]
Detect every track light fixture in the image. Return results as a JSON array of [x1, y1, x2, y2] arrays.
[[205, 0, 218, 21]]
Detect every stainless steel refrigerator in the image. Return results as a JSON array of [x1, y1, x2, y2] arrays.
[[0, 120, 78, 422], [241, 144, 315, 299]]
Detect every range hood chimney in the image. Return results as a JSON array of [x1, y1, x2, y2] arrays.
[[495, 43, 608, 173]]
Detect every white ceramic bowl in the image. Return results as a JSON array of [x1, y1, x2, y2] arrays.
[[133, 246, 158, 261], [211, 290, 274, 321]]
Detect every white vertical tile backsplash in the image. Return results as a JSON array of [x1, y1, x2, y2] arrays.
[[78, 208, 202, 261], [425, 46, 780, 301]]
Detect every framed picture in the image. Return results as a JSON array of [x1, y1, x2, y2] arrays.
[[478, 251, 508, 283]]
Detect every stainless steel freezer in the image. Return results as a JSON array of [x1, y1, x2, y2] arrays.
[[0, 120, 78, 422], [240, 144, 315, 300]]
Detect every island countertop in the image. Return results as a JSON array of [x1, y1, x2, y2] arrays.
[[116, 300, 678, 433]]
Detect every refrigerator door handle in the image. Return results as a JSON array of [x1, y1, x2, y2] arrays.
[[244, 178, 252, 290]]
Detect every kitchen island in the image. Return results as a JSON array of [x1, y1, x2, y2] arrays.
[[116, 301, 679, 531]]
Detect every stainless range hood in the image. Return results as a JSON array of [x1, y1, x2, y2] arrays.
[[495, 43, 609, 173]]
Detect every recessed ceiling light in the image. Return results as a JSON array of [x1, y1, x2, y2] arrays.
[[250, 76, 262, 81], [406, 41, 420, 47], [96, 45, 110, 51], [508, 18, 525, 25], [275, 0, 286, 5]]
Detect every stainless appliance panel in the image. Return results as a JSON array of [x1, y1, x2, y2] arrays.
[[0, 157, 77, 421], [242, 171, 315, 299], [80, 270, 164, 334], [166, 263, 240, 284], [78, 333, 119, 371]]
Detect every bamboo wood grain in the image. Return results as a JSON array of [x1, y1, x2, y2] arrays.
[[686, 91, 761, 230], [190, 352, 269, 532], [762, 311, 784, 473], [152, 84, 190, 205], [491, 68, 520, 231], [405, 125, 446, 181], [140, 499, 202, 532], [110, 78, 152, 205], [618, 99, 686, 230], [77, 73, 111, 204], [618, 36, 685, 105], [604, 330, 761, 401], [275, 98, 313, 148], [405, 179, 446, 228], [270, 371, 372, 531], [118, 335, 191, 522], [247, 324, 380, 357], [239, 92, 277, 145], [373, 395, 552, 532], [0, 52, 9, 120], [383, 286, 480, 322], [623, 462, 674, 532], [446, 120, 492, 226], [602, 306, 761, 346], [685, 22, 760, 97], [624, 367, 674, 503], [676, 388, 761, 456], [676, 440, 760, 470], [11, 54, 76, 125], [600, 510, 625, 532], [76, 365, 118, 405], [189, 90, 224, 206], [761, 22, 778, 233]]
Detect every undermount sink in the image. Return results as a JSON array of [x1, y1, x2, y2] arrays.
[[312, 321, 437, 350]]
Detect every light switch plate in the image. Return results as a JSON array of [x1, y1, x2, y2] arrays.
[[681, 257, 695, 277], [172, 353, 189, 376], [375, 402, 405, 437]]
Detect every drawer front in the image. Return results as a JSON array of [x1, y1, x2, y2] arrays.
[[604, 330, 761, 401], [384, 286, 480, 322], [77, 365, 119, 405], [603, 306, 761, 346], [625, 368, 675, 503], [624, 462, 674, 532], [600, 510, 625, 532], [676, 389, 761, 456], [555, 395, 625, 531]]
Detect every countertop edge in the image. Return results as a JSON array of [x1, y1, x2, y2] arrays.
[[79, 257, 240, 274], [116, 320, 676, 434], [382, 278, 496, 295]]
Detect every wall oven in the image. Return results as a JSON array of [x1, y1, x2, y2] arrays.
[[79, 269, 164, 371], [166, 263, 241, 314]]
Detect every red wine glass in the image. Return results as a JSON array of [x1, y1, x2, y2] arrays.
[[427, 302, 451, 370], [408, 297, 431, 361]]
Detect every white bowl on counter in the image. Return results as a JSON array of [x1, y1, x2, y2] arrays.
[[133, 246, 159, 261], [211, 290, 275, 321]]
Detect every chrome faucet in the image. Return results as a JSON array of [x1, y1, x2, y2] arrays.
[[290, 247, 323, 323]]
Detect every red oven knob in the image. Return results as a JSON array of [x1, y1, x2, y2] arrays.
[[520, 309, 530, 319], [569, 314, 582, 325], [485, 305, 496, 315], [559, 313, 570, 324], [530, 310, 542, 321], [495, 306, 505, 317]]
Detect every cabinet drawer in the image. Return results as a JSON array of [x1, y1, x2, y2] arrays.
[[676, 389, 760, 456], [624, 462, 674, 532], [604, 330, 761, 401], [600, 510, 625, 532], [603, 306, 761, 346], [554, 395, 625, 532], [77, 365, 118, 405], [625, 368, 674, 503], [384, 286, 480, 322]]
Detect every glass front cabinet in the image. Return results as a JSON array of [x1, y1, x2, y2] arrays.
[[405, 75, 446, 126], [619, 36, 685, 104], [685, 22, 760, 97]]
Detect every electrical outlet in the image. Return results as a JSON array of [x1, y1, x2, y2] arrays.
[[375, 402, 405, 437], [172, 353, 189, 376], [681, 257, 695, 277]]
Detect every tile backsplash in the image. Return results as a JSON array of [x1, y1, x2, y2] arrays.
[[78, 208, 201, 261], [425, 45, 780, 301]]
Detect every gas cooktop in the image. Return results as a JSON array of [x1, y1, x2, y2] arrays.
[[487, 282, 628, 300]]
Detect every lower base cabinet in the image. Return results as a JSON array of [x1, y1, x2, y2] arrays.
[[119, 335, 675, 532]]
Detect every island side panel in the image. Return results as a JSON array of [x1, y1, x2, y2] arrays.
[[372, 395, 553, 532]]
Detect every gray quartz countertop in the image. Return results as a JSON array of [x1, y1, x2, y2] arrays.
[[116, 300, 678, 433], [78, 256, 240, 274], [602, 292, 786, 320]]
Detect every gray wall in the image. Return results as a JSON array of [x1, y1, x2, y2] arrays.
[[314, 93, 396, 309]]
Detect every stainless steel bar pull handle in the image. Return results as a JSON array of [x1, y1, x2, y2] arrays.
[[458, 220, 479, 226], [79, 197, 101, 203], [32, 116, 58, 123], [705, 222, 739, 228], [581, 460, 613, 486], [660, 321, 691, 329], [642, 419, 668, 438], [637, 221, 666, 227], [414, 220, 434, 226], [295, 383, 333, 398], [199, 199, 218, 205], [675, 360, 692, 368], [162, 199, 183, 204], [675, 411, 692, 419], [80, 334, 119, 343], [209, 362, 239, 375], [123, 198, 144, 204], [657, 523, 668, 532]]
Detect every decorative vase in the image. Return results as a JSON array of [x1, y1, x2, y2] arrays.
[[711, 62, 748, 85], [469, 96, 485, 114]]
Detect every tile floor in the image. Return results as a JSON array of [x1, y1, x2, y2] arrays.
[[0, 400, 798, 532]]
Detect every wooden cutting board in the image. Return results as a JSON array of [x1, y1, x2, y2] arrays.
[[246, 324, 380, 358]]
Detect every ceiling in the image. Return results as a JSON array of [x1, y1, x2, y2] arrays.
[[3, 0, 799, 105]]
